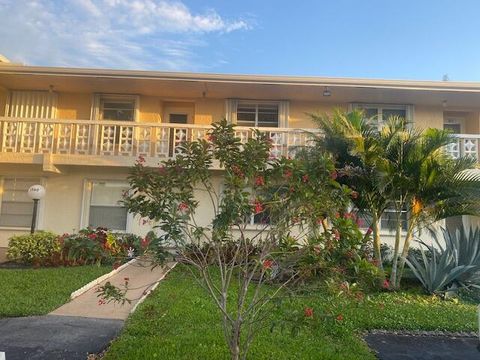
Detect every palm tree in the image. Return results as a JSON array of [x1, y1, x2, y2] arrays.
[[309, 109, 394, 275], [310, 109, 480, 289], [386, 126, 480, 287]]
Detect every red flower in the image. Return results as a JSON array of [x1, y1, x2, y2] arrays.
[[284, 170, 293, 179], [330, 171, 338, 180], [366, 227, 373, 235], [336, 314, 344, 321], [302, 174, 309, 183], [207, 134, 216, 142], [254, 200, 263, 214], [356, 218, 364, 227], [350, 191, 359, 199], [304, 307, 314, 318], [263, 259, 273, 270], [88, 233, 97, 240], [113, 262, 120, 270], [382, 279, 390, 289], [289, 186, 295, 193], [178, 202, 189, 212], [141, 237, 150, 248], [98, 299, 106, 306], [316, 217, 324, 225], [254, 176, 265, 187]]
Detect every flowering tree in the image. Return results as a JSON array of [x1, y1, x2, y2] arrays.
[[121, 120, 348, 359]]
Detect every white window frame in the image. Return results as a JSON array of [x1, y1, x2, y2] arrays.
[[0, 177, 46, 230], [351, 103, 413, 129], [226, 99, 289, 128], [80, 179, 132, 232], [91, 94, 140, 122]]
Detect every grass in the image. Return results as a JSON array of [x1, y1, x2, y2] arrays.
[[0, 265, 110, 317], [104, 265, 478, 360]]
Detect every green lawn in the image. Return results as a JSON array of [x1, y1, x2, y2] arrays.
[[0, 265, 110, 317], [104, 265, 478, 360]]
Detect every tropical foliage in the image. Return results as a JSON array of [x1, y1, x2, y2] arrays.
[[407, 225, 480, 294], [309, 109, 480, 288]]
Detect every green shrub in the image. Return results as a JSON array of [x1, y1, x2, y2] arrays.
[[7, 231, 60, 265]]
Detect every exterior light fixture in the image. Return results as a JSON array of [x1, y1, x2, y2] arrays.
[[27, 184, 45, 234], [323, 87, 331, 97]]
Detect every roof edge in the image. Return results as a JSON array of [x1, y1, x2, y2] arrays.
[[1, 64, 480, 92]]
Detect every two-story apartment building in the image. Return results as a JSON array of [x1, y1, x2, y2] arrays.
[[1, 61, 479, 250]]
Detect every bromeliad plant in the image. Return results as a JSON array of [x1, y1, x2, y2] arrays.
[[121, 120, 349, 360]]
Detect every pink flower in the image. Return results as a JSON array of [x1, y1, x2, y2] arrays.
[[366, 227, 373, 235], [178, 202, 189, 212], [141, 238, 150, 248], [382, 279, 390, 289], [254, 176, 265, 187], [284, 170, 293, 179], [207, 134, 216, 142], [304, 307, 314, 318], [333, 229, 340, 240], [137, 155, 146, 164], [302, 174, 309, 183], [88, 233, 97, 240], [330, 171, 338, 180], [98, 299, 106, 306]]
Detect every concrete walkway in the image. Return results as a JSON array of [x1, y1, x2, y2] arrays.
[[0, 259, 174, 359], [51, 259, 172, 319]]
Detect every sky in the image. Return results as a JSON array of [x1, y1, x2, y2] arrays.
[[1, 0, 480, 81]]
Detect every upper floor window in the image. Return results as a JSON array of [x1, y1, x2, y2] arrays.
[[353, 104, 412, 129], [6, 91, 57, 119], [0, 177, 41, 228], [237, 103, 279, 127], [226, 99, 289, 128], [93, 94, 138, 121]]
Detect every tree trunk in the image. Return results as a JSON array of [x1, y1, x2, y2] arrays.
[[371, 213, 384, 280], [390, 207, 403, 289], [395, 219, 416, 287], [229, 322, 241, 360]]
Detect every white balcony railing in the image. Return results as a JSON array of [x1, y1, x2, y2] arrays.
[[444, 134, 480, 160], [0, 117, 316, 161]]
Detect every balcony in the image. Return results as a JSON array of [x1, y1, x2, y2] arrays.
[[444, 134, 480, 160], [0, 117, 315, 171]]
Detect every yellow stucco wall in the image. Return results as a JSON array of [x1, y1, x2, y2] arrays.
[[139, 96, 162, 123], [195, 99, 225, 124], [412, 105, 444, 130], [289, 101, 348, 128], [57, 92, 92, 119]]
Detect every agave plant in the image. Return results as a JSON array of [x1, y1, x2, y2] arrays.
[[406, 224, 480, 294]]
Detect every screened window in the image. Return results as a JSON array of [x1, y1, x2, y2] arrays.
[[359, 208, 408, 232], [237, 103, 279, 127], [88, 181, 129, 231], [100, 98, 136, 121], [0, 178, 40, 227]]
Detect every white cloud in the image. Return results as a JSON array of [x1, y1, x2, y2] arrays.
[[0, 0, 250, 70]]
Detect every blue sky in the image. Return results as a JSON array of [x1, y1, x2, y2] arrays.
[[1, 0, 480, 80]]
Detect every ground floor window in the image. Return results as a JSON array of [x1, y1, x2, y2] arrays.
[[0, 177, 41, 228], [87, 181, 130, 231]]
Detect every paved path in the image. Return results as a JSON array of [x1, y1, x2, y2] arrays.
[[0, 315, 123, 360], [51, 259, 172, 319], [365, 333, 480, 360], [0, 260, 174, 359]]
